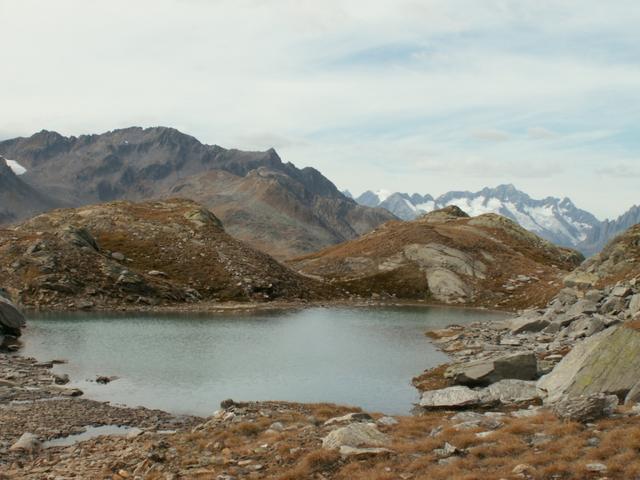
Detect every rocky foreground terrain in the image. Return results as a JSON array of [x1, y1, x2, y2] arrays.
[[0, 128, 394, 258], [0, 198, 331, 310], [290, 206, 583, 310]]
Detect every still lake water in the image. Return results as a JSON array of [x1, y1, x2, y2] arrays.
[[21, 307, 506, 416]]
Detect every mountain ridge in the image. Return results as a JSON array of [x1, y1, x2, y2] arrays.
[[0, 127, 395, 259], [352, 184, 638, 256]]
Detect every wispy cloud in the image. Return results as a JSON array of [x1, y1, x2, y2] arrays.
[[596, 163, 640, 178], [471, 128, 511, 142]]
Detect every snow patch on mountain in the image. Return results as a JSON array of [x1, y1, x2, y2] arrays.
[[5, 159, 27, 175]]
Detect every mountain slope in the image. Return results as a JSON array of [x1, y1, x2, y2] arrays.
[[289, 206, 583, 310], [355, 184, 629, 255], [578, 205, 640, 257], [0, 199, 331, 310], [0, 128, 394, 258], [566, 222, 640, 288], [0, 156, 64, 224]]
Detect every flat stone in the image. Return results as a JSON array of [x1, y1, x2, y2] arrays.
[[508, 312, 549, 334], [111, 252, 126, 261], [324, 412, 373, 426], [611, 286, 632, 297], [339, 446, 394, 457], [376, 416, 398, 426], [479, 379, 540, 405], [586, 463, 607, 473], [566, 299, 598, 318], [420, 386, 480, 409]]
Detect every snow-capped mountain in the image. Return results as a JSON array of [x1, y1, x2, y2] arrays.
[[355, 184, 612, 254], [355, 189, 393, 208]]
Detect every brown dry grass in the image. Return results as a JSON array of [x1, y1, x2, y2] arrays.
[[412, 364, 453, 391], [14, 400, 640, 480]]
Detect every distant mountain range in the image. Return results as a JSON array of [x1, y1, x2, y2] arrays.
[[348, 185, 639, 256], [0, 127, 394, 259]]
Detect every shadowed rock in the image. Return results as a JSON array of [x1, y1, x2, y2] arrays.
[[0, 291, 26, 336]]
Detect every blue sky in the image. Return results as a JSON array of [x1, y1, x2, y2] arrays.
[[1, 0, 639, 219]]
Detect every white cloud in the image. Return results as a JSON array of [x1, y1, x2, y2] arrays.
[[471, 128, 511, 142], [596, 164, 640, 178], [528, 127, 557, 140]]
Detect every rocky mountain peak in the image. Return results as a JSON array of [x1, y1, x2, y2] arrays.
[[421, 205, 469, 221], [0, 127, 394, 258]]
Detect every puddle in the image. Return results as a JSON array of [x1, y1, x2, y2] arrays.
[[43, 425, 140, 448]]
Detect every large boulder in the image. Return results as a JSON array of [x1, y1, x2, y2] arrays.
[[538, 326, 640, 403], [551, 394, 618, 423], [322, 423, 389, 450], [446, 352, 538, 387], [0, 291, 26, 336]]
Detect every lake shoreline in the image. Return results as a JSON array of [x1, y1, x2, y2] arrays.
[[22, 297, 514, 316]]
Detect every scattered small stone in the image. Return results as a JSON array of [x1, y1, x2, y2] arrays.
[[376, 416, 398, 426], [53, 373, 70, 385], [586, 463, 607, 473]]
